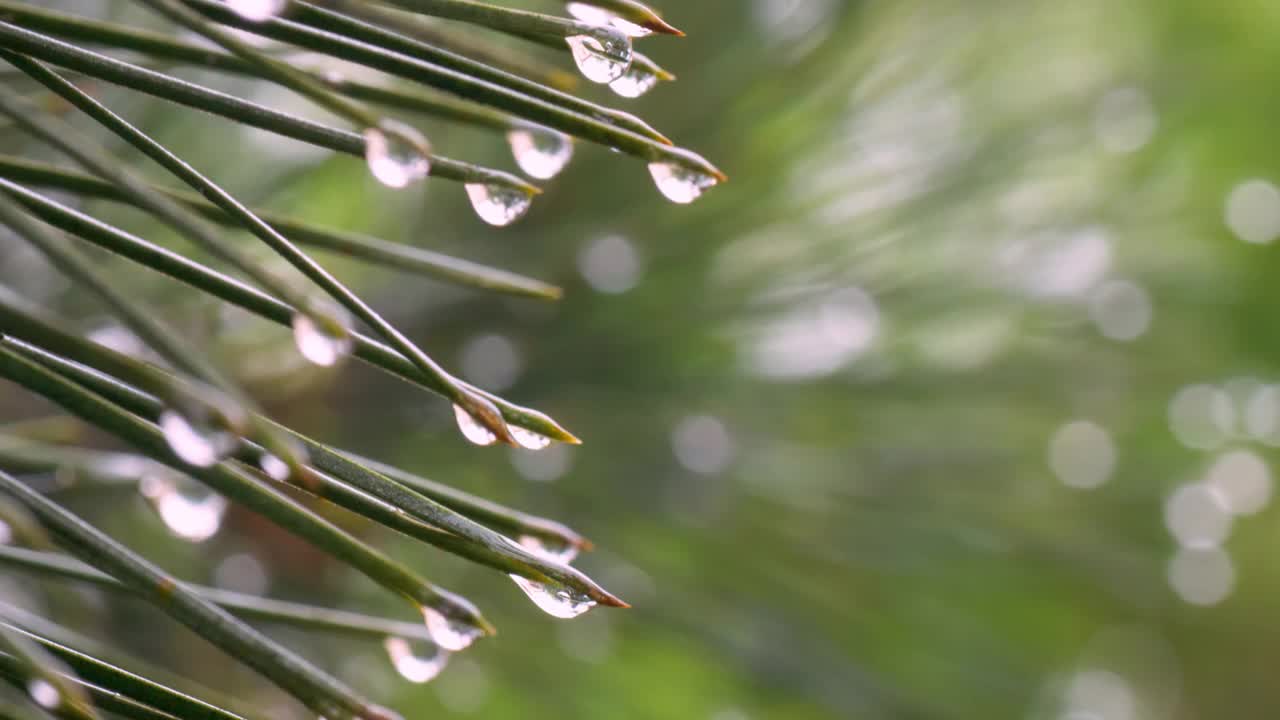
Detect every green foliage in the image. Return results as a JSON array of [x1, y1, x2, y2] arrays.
[[0, 0, 709, 717]]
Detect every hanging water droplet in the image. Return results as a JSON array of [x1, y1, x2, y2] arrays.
[[518, 534, 580, 565], [506, 127, 574, 180], [509, 574, 597, 618], [565, 2, 653, 37], [564, 29, 634, 84], [648, 161, 718, 204], [291, 303, 353, 367], [510, 426, 552, 451], [159, 408, 233, 468], [259, 453, 291, 481], [609, 66, 659, 98], [139, 474, 228, 543], [421, 606, 484, 652], [27, 679, 60, 709], [453, 404, 498, 446], [464, 184, 532, 227], [383, 636, 449, 683], [364, 120, 432, 189], [227, 0, 287, 22]]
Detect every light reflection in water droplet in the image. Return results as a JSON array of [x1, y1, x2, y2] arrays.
[[506, 127, 574, 180], [609, 65, 660, 98], [421, 606, 483, 652], [464, 184, 532, 227], [364, 120, 431, 189], [510, 426, 552, 451], [27, 679, 60, 709], [565, 2, 652, 37], [291, 308, 354, 367], [647, 161, 718, 204], [159, 409, 232, 468], [259, 453, 291, 481], [139, 474, 228, 543], [227, 0, 287, 22], [564, 31, 633, 84], [453, 405, 498, 447], [384, 636, 449, 684], [508, 574, 596, 618]]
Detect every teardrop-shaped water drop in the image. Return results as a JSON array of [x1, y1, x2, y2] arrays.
[[648, 161, 718, 204], [259, 453, 291, 481], [453, 404, 498, 446], [139, 474, 228, 543], [565, 2, 653, 37], [518, 534, 580, 565], [465, 183, 532, 227], [383, 636, 450, 684], [159, 408, 233, 468], [27, 679, 60, 709], [509, 574, 597, 619], [564, 30, 633, 84], [510, 426, 552, 451], [227, 0, 287, 22], [291, 307, 353, 367], [421, 606, 484, 651], [506, 127, 574, 180], [364, 120, 431, 189], [609, 65, 659, 98]]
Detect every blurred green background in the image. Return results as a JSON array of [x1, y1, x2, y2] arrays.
[[6, 0, 1280, 717]]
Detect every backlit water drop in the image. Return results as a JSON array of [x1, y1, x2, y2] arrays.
[[564, 30, 634, 84], [159, 409, 233, 468], [506, 127, 574, 180], [259, 453, 291, 481], [291, 307, 353, 367], [27, 679, 59, 709], [609, 66, 659, 98], [510, 426, 552, 451], [509, 575, 596, 618], [383, 637, 449, 684], [364, 120, 431, 189], [464, 184, 532, 227], [227, 0, 287, 22], [565, 2, 653, 37], [139, 474, 228, 543], [421, 606, 484, 652], [518, 534, 580, 564], [453, 404, 498, 446], [648, 161, 718, 204]]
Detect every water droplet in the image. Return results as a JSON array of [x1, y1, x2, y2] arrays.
[[27, 679, 59, 709], [564, 30, 634, 84], [138, 474, 227, 543], [291, 305, 353, 367], [159, 409, 233, 468], [383, 636, 449, 683], [259, 453, 291, 481], [420, 606, 484, 652], [518, 534, 579, 564], [453, 405, 498, 446], [508, 574, 596, 618], [565, 2, 653, 36], [464, 184, 532, 227], [609, 65, 660, 98], [648, 161, 717, 204], [506, 127, 574, 180], [510, 426, 552, 451], [227, 0, 287, 22], [364, 120, 431, 189]]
